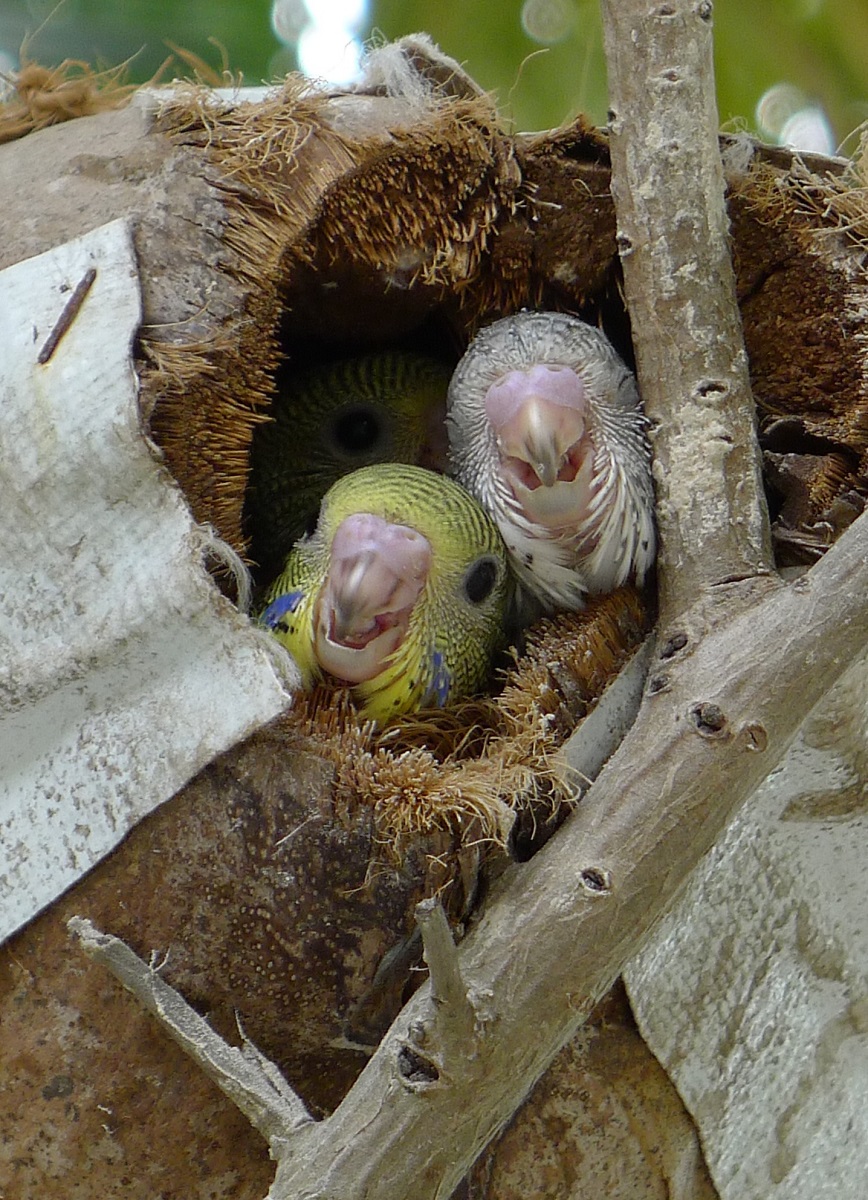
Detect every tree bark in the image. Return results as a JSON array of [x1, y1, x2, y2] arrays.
[[602, 0, 774, 619]]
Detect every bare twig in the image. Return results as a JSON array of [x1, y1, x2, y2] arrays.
[[561, 638, 653, 780], [37, 267, 97, 363], [383, 900, 479, 1099], [415, 899, 473, 1029], [67, 916, 313, 1150]]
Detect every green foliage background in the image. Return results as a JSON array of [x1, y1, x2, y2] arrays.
[[1, 0, 866, 145]]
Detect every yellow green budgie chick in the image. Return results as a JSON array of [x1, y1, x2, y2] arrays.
[[447, 312, 656, 616], [247, 352, 450, 575], [259, 463, 510, 725]]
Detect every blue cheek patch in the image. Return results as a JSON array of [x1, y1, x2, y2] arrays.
[[260, 591, 304, 630], [421, 649, 451, 709]]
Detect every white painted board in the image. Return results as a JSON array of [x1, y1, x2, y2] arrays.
[[0, 219, 293, 943], [625, 653, 868, 1199]]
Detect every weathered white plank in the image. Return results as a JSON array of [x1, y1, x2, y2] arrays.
[[0, 219, 293, 942], [625, 653, 868, 1200]]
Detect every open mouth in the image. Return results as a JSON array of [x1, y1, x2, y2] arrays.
[[327, 600, 411, 652], [311, 512, 431, 685], [316, 598, 412, 684], [502, 442, 584, 492], [503, 443, 601, 537]]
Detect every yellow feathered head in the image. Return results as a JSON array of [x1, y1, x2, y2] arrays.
[[260, 464, 510, 724]]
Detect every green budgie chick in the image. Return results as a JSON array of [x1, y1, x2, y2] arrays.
[[259, 464, 510, 725], [248, 352, 450, 574]]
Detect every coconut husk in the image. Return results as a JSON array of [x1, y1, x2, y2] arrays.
[[143, 73, 868, 563], [725, 136, 868, 559], [2, 51, 864, 557], [0, 57, 137, 143]]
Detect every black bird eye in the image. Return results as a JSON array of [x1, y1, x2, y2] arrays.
[[463, 556, 499, 604], [332, 406, 383, 455]]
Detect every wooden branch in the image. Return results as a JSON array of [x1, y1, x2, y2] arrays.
[[271, 517, 868, 1200], [601, 0, 774, 620], [561, 638, 652, 778], [379, 900, 480, 1102], [67, 917, 313, 1149]]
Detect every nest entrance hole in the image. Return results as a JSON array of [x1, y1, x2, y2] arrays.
[[243, 244, 637, 594]]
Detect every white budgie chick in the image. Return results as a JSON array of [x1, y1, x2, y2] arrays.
[[447, 311, 655, 615]]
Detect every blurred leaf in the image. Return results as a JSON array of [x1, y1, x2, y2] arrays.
[[370, 0, 868, 141], [0, 0, 280, 85], [370, 0, 609, 131]]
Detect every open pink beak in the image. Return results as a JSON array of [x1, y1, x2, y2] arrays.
[[314, 513, 431, 684]]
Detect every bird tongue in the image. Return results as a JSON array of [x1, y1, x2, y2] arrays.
[[315, 513, 431, 684]]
